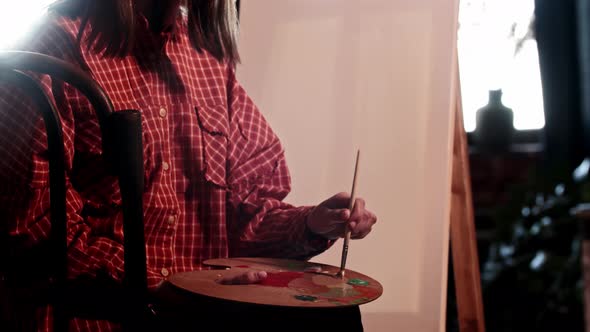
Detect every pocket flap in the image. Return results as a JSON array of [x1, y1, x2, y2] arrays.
[[195, 104, 229, 137]]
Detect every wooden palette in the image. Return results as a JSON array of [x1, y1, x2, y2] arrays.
[[168, 257, 383, 308]]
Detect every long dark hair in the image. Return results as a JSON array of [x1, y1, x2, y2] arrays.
[[49, 0, 240, 64]]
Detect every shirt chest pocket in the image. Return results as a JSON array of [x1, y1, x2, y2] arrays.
[[172, 104, 229, 191]]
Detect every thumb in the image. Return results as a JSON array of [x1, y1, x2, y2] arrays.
[[219, 271, 268, 285]]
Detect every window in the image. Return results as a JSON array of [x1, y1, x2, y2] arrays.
[[0, 0, 54, 49], [458, 0, 545, 132]]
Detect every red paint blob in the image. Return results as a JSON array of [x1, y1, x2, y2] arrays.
[[259, 272, 304, 287]]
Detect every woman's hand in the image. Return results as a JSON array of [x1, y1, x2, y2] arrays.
[[306, 192, 377, 240]]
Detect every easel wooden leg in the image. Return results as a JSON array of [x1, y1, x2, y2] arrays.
[[449, 71, 486, 332]]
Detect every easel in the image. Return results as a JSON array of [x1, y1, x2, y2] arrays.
[[449, 67, 486, 332]]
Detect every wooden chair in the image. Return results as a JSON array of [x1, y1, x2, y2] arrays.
[[0, 51, 148, 331]]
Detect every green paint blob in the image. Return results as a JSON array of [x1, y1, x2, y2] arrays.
[[347, 278, 369, 286], [294, 295, 318, 302]]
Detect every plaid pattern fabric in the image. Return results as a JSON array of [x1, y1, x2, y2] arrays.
[[0, 13, 330, 331]]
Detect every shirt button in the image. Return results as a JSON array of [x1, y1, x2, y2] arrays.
[[161, 268, 170, 277], [167, 215, 176, 225], [159, 107, 167, 118], [162, 162, 170, 171]]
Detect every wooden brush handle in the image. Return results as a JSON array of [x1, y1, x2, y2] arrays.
[[337, 150, 360, 277]]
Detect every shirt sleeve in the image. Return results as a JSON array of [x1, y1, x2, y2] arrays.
[[225, 68, 334, 259], [0, 20, 131, 286]]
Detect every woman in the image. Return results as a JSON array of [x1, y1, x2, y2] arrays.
[[0, 0, 377, 330]]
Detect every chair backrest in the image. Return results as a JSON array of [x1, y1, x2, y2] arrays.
[[0, 51, 147, 331]]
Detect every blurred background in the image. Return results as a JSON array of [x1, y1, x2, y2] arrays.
[[2, 0, 589, 331], [449, 0, 590, 331]]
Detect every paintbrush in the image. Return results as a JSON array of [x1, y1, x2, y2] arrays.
[[335, 150, 360, 279]]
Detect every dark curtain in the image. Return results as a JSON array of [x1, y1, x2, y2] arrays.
[[576, 0, 590, 157], [535, 0, 590, 178]]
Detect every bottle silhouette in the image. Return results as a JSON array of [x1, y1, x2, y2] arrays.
[[475, 89, 514, 153]]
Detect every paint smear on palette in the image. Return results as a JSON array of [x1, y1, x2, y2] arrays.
[[288, 276, 330, 294], [294, 295, 318, 302], [318, 285, 360, 298], [312, 275, 345, 287], [284, 260, 307, 271], [255, 271, 379, 306], [259, 272, 304, 287], [288, 274, 377, 305], [312, 284, 379, 306], [328, 299, 345, 306], [309, 275, 380, 305], [354, 284, 381, 299]]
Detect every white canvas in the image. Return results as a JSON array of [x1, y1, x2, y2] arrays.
[[237, 1, 459, 330]]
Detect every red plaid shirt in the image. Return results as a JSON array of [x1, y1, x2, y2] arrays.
[[0, 13, 330, 332]]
